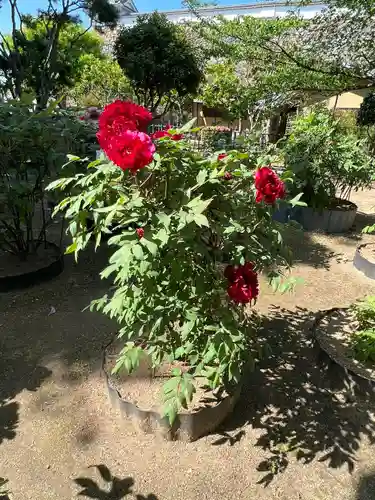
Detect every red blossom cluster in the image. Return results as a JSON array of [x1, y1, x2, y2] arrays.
[[151, 124, 183, 141], [254, 166, 285, 205], [224, 262, 259, 304], [97, 100, 155, 173]]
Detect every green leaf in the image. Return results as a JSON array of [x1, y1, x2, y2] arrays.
[[194, 214, 209, 227], [289, 192, 307, 207], [140, 237, 158, 255], [178, 117, 197, 133], [154, 228, 169, 245], [100, 263, 118, 279], [171, 367, 182, 377], [65, 241, 77, 254], [163, 400, 178, 426], [186, 196, 213, 214], [132, 244, 144, 260], [181, 320, 195, 339], [66, 154, 81, 162], [196, 169, 208, 186], [157, 213, 171, 229]]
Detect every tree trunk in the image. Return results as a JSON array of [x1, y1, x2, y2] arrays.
[[268, 115, 280, 143], [268, 105, 293, 143]]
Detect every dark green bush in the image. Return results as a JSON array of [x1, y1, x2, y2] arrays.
[[0, 97, 97, 258], [200, 125, 232, 151], [282, 110, 374, 209], [357, 92, 375, 127]]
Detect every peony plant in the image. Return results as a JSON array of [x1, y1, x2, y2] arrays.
[[47, 100, 302, 423]]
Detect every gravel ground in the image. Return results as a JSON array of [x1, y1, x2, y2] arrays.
[[1, 190, 375, 500]]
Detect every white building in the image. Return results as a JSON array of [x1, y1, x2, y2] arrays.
[[114, 0, 327, 26]]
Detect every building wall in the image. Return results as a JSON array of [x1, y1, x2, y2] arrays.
[[325, 89, 371, 110], [117, 1, 327, 26]]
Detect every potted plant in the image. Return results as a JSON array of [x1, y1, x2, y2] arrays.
[[282, 109, 374, 233], [48, 100, 301, 440], [0, 96, 96, 291], [314, 295, 375, 388], [0, 97, 64, 290]]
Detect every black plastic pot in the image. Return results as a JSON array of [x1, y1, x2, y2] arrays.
[[353, 243, 375, 280], [294, 200, 357, 233], [102, 343, 240, 442], [0, 242, 64, 292]]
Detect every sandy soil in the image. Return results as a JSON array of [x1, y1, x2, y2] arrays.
[[1, 189, 375, 500]]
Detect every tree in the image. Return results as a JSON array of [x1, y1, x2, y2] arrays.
[[200, 62, 267, 129], [194, 2, 375, 139], [114, 12, 203, 114], [198, 1, 375, 100], [2, 19, 104, 102], [69, 53, 133, 107], [0, 0, 119, 107]]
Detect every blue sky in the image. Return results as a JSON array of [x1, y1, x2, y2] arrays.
[[0, 0, 250, 32]]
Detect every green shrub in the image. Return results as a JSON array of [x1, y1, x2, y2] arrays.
[[351, 296, 375, 363], [352, 330, 375, 363], [357, 92, 375, 128], [334, 109, 360, 136], [0, 96, 96, 258], [47, 112, 302, 423], [282, 110, 374, 209], [201, 126, 232, 151]]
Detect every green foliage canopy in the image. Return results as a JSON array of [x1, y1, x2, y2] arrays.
[[0, 0, 118, 107], [69, 53, 133, 107], [114, 12, 203, 113]]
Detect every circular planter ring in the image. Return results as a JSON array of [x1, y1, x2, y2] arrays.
[[295, 200, 357, 233], [0, 242, 64, 292], [312, 307, 375, 391], [353, 243, 375, 280], [102, 340, 240, 442]]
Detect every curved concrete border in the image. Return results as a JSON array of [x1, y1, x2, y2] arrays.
[[102, 341, 240, 441], [353, 243, 375, 280], [0, 242, 64, 292], [312, 308, 375, 391], [297, 200, 357, 233]]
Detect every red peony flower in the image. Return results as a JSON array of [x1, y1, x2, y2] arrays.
[[218, 153, 227, 161], [104, 130, 155, 173], [136, 228, 144, 239], [224, 171, 233, 180], [224, 262, 259, 304], [98, 100, 152, 139], [254, 166, 285, 205], [151, 124, 183, 141]]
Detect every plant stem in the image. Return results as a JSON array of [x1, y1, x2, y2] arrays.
[[165, 163, 171, 207]]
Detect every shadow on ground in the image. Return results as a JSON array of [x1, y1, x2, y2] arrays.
[[0, 244, 114, 444], [283, 225, 340, 270], [74, 465, 158, 499], [0, 477, 10, 500], [356, 472, 375, 500], [0, 337, 51, 446], [214, 306, 375, 486]]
